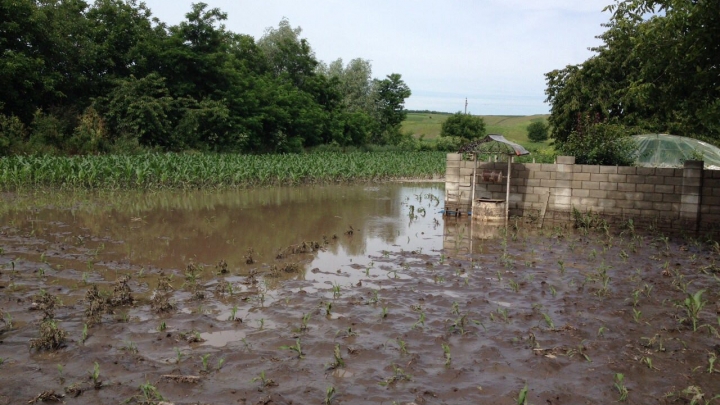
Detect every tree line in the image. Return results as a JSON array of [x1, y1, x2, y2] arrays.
[[0, 1, 411, 155], [545, 0, 719, 164]]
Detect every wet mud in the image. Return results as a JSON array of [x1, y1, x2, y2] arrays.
[[1, 184, 719, 404]]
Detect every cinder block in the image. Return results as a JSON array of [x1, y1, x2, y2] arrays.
[[581, 165, 600, 174], [654, 184, 675, 194], [682, 185, 701, 194], [540, 179, 557, 188], [534, 187, 550, 195], [523, 163, 541, 171], [555, 180, 572, 188], [554, 188, 572, 197], [637, 184, 655, 193], [554, 196, 571, 205], [664, 176, 683, 186], [580, 198, 598, 206], [653, 202, 672, 211], [589, 189, 608, 199], [446, 174, 460, 183], [656, 168, 675, 177], [607, 191, 625, 200], [615, 200, 635, 209], [572, 180, 583, 189], [683, 177, 702, 187], [533, 171, 551, 180], [541, 164, 557, 172], [663, 193, 681, 203], [598, 166, 617, 174], [447, 153, 462, 161], [624, 192, 644, 200], [627, 175, 645, 184], [599, 182, 618, 191], [618, 183, 636, 192], [557, 172, 573, 180], [646, 193, 664, 202], [618, 166, 637, 175], [572, 189, 590, 197], [599, 199, 617, 208], [574, 172, 591, 181], [646, 176, 665, 185], [556, 156, 575, 164], [683, 169, 703, 178], [702, 196, 720, 206], [590, 173, 610, 182], [460, 168, 474, 176], [582, 181, 600, 190], [634, 201, 653, 209], [608, 174, 627, 183], [527, 179, 541, 187], [681, 194, 700, 205], [447, 160, 461, 169], [637, 167, 656, 176]]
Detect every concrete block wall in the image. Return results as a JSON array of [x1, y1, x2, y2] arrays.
[[445, 154, 720, 233]]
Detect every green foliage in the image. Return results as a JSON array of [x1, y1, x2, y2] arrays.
[[527, 120, 549, 142], [545, 0, 720, 145], [0, 151, 446, 190], [440, 112, 486, 141], [0, 3, 408, 155], [556, 115, 636, 165]]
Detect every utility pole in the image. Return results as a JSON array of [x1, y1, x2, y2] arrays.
[[464, 98, 468, 114]]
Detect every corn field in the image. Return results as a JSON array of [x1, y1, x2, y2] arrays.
[[0, 152, 446, 190]]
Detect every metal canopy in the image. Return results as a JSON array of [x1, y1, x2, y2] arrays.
[[458, 134, 530, 156]]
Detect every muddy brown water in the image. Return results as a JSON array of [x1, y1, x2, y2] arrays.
[[1, 183, 719, 405]]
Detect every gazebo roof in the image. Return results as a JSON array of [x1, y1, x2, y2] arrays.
[[458, 134, 530, 156]]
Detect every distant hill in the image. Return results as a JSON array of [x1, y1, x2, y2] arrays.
[[401, 112, 550, 146]]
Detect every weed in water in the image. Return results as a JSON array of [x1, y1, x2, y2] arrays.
[[299, 313, 311, 332], [614, 373, 628, 402], [380, 306, 388, 319], [412, 311, 426, 329], [396, 338, 408, 355], [542, 313, 555, 329], [174, 347, 184, 364], [508, 279, 520, 293], [550, 285, 557, 298], [158, 321, 166, 332], [597, 326, 608, 337]]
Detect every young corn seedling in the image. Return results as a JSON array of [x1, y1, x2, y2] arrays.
[[280, 339, 304, 359], [632, 308, 642, 323], [441, 343, 451, 367], [542, 313, 555, 330], [252, 370, 277, 388], [89, 362, 101, 388], [379, 364, 412, 386], [327, 344, 344, 369], [412, 311, 426, 329], [380, 306, 388, 319], [324, 386, 337, 405], [228, 305, 239, 321], [508, 279, 520, 293], [139, 381, 164, 403], [677, 290, 706, 331], [200, 354, 211, 372], [516, 384, 528, 405], [396, 338, 409, 355], [708, 352, 718, 374], [614, 373, 628, 402]]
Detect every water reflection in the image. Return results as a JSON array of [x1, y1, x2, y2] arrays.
[[1, 183, 445, 279]]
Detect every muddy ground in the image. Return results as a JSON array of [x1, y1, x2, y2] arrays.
[[1, 196, 720, 404]]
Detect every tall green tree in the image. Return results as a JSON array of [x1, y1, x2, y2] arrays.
[[440, 112, 486, 141], [545, 0, 720, 146], [372, 73, 411, 144]]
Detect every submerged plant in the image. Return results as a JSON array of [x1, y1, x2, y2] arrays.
[[516, 384, 528, 405], [280, 339, 304, 359], [614, 373, 628, 402]]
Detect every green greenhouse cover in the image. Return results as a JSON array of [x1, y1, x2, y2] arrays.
[[633, 134, 720, 170]]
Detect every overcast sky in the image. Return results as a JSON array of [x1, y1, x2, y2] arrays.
[[141, 0, 613, 115]]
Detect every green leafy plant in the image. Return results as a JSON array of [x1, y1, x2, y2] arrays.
[[614, 373, 628, 402], [678, 290, 706, 331], [516, 384, 529, 405], [280, 339, 304, 359]]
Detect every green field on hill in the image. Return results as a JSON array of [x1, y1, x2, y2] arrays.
[[402, 112, 550, 147]]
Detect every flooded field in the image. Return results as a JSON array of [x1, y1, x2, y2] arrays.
[[1, 183, 719, 405]]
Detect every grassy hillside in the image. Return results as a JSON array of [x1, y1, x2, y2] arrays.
[[402, 112, 550, 147]]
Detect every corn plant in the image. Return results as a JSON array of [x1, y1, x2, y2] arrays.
[[678, 290, 707, 331], [614, 373, 628, 402], [280, 339, 304, 359], [516, 384, 528, 405]]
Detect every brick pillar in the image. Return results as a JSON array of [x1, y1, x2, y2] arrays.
[[554, 156, 575, 211], [680, 160, 703, 232]]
